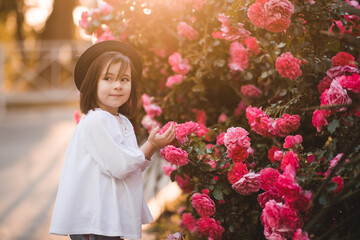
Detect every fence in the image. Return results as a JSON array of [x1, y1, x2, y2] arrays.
[[0, 40, 92, 114]]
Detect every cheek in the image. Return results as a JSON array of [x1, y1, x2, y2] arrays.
[[125, 84, 132, 96], [97, 81, 108, 96]]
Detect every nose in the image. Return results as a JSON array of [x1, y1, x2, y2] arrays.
[[113, 80, 122, 90]]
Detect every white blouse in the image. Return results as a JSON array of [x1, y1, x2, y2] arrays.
[[50, 108, 153, 239]]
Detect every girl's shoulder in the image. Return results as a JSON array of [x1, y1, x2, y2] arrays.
[[80, 108, 118, 128], [80, 108, 133, 137]]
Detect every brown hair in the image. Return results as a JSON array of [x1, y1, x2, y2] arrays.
[[79, 51, 141, 118]]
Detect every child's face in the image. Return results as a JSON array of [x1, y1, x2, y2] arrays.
[[96, 60, 132, 115]]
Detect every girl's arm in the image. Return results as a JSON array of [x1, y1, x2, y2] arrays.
[[140, 123, 176, 159]]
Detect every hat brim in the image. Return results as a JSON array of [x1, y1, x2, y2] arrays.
[[74, 40, 142, 90]]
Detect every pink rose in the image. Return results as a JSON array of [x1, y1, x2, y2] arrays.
[[141, 93, 152, 106], [160, 145, 189, 166], [277, 165, 302, 203], [263, 0, 294, 32], [168, 52, 191, 75], [232, 172, 261, 195], [143, 103, 162, 118], [346, 0, 360, 9], [244, 37, 261, 55], [317, 76, 332, 94], [246, 106, 277, 137], [162, 162, 177, 177], [177, 21, 199, 41], [175, 174, 193, 193], [152, 47, 167, 58], [166, 74, 183, 88], [95, 28, 115, 43], [234, 100, 247, 117], [257, 187, 284, 208], [261, 200, 303, 239], [326, 65, 359, 79], [196, 217, 224, 240], [217, 112, 228, 123], [224, 127, 251, 151], [274, 150, 284, 161], [336, 74, 360, 93], [248, 0, 294, 33], [142, 94, 162, 118], [260, 168, 280, 191], [79, 11, 90, 30], [141, 115, 157, 131], [268, 146, 282, 163], [180, 213, 197, 233], [191, 193, 216, 217], [175, 121, 200, 143], [192, 109, 207, 125], [228, 145, 249, 162], [216, 132, 226, 145], [241, 84, 263, 99], [279, 204, 303, 234], [257, 0, 271, 4], [227, 162, 249, 184], [324, 153, 344, 176], [212, 14, 251, 41], [275, 114, 300, 137], [288, 190, 312, 212], [275, 52, 302, 80], [261, 200, 281, 231], [331, 52, 355, 67], [281, 151, 300, 171], [312, 109, 328, 132], [293, 229, 310, 240], [196, 123, 209, 138], [247, 2, 267, 28], [158, 121, 177, 135], [331, 176, 344, 194], [283, 135, 302, 149], [228, 42, 251, 72], [321, 80, 352, 112]]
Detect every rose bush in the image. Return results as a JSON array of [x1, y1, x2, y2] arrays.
[[80, 0, 360, 239]]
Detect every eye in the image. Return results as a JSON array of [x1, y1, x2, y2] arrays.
[[103, 76, 112, 81], [121, 77, 131, 82]]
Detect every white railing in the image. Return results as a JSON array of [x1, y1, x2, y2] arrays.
[[0, 40, 92, 113]]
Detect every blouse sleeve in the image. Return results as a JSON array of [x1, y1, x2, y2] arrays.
[[80, 111, 148, 179]]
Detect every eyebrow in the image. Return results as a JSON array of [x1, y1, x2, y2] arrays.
[[102, 72, 131, 78]]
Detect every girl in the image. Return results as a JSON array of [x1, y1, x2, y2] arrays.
[[50, 40, 175, 240]]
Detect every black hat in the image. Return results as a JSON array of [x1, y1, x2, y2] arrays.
[[74, 40, 142, 90]]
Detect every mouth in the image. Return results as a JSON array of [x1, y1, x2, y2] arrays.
[[110, 94, 123, 97]]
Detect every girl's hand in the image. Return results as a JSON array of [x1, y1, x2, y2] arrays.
[[148, 122, 176, 149]]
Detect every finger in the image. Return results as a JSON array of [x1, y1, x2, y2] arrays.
[[162, 124, 173, 138], [149, 126, 160, 138], [167, 128, 176, 142]]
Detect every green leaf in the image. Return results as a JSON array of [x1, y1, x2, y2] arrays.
[[206, 184, 215, 191], [170, 170, 176, 182], [346, 115, 354, 126], [195, 142, 207, 156], [319, 195, 328, 205], [327, 119, 340, 133], [213, 188, 224, 200], [327, 182, 338, 192]]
